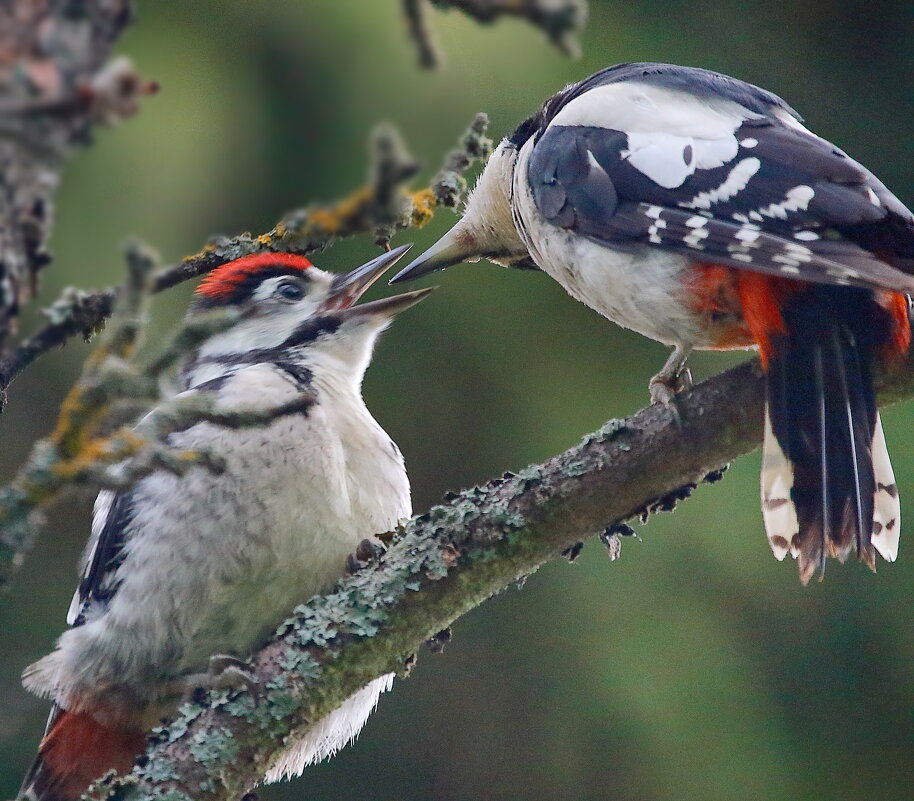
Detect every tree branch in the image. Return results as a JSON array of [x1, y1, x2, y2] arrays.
[[103, 351, 914, 800], [0, 2, 155, 339], [404, 0, 589, 68], [0, 114, 491, 408]]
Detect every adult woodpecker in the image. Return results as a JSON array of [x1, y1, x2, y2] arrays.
[[391, 62, 914, 583], [20, 244, 431, 800]]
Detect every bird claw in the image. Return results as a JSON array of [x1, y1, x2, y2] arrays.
[[648, 367, 692, 405], [174, 654, 259, 698], [346, 537, 387, 574], [648, 367, 691, 427]]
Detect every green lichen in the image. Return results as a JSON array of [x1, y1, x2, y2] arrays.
[[188, 726, 238, 770], [279, 647, 322, 679], [222, 692, 257, 719], [581, 418, 627, 445], [147, 790, 195, 801], [562, 461, 589, 477], [135, 754, 179, 783], [266, 692, 302, 720]]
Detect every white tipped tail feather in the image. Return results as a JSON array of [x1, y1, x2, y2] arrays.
[[871, 414, 900, 562], [264, 673, 395, 782], [761, 408, 900, 566], [761, 409, 799, 561]]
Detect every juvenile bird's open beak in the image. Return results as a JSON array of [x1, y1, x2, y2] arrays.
[[322, 243, 413, 311], [388, 227, 479, 284], [339, 286, 436, 319]]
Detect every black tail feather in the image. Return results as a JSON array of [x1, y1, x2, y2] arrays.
[[766, 286, 885, 583]]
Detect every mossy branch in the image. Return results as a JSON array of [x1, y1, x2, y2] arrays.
[[103, 352, 914, 800], [0, 114, 491, 407], [0, 115, 491, 588]]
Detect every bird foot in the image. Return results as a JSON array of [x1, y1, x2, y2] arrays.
[[175, 654, 259, 697], [648, 367, 692, 406], [346, 536, 387, 574]]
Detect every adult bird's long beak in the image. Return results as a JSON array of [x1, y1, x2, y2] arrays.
[[388, 226, 479, 284], [322, 243, 414, 311]]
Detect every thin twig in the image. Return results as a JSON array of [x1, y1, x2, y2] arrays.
[[409, 0, 588, 65], [403, 0, 443, 68]]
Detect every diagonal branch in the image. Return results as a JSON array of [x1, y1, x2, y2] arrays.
[[106, 352, 914, 800], [0, 114, 491, 408]]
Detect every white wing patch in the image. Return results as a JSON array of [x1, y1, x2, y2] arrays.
[[549, 82, 759, 191], [871, 413, 900, 562], [549, 82, 759, 137], [684, 157, 761, 209], [263, 673, 395, 783], [761, 407, 799, 560]]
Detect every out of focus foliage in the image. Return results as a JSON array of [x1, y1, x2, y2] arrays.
[[2, 2, 913, 799]]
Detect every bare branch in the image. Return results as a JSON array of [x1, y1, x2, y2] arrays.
[[407, 0, 589, 67], [100, 352, 914, 799], [403, 0, 443, 68]]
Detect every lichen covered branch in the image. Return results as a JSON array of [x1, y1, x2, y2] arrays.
[[0, 114, 491, 407], [0, 1, 156, 338], [0, 117, 492, 586], [109, 352, 914, 799], [406, 0, 589, 67]]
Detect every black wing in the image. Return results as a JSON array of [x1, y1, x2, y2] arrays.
[[526, 119, 914, 293], [66, 489, 135, 627]]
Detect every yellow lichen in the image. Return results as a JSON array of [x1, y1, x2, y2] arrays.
[[257, 233, 273, 246], [408, 188, 438, 228], [307, 187, 373, 235], [182, 243, 217, 263], [51, 430, 146, 480]]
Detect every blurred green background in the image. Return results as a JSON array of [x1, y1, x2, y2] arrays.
[[3, 1, 914, 798]]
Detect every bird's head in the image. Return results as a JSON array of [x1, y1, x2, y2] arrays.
[[390, 140, 535, 284], [186, 244, 431, 386]]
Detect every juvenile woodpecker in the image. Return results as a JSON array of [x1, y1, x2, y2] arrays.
[[391, 62, 914, 582], [20, 244, 431, 800]]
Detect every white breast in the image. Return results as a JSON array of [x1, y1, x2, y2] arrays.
[[36, 363, 410, 712]]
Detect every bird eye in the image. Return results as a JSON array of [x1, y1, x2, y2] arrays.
[[276, 280, 305, 301]]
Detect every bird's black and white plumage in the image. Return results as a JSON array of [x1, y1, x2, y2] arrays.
[[392, 62, 914, 582], [512, 62, 914, 294], [21, 247, 431, 800]]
